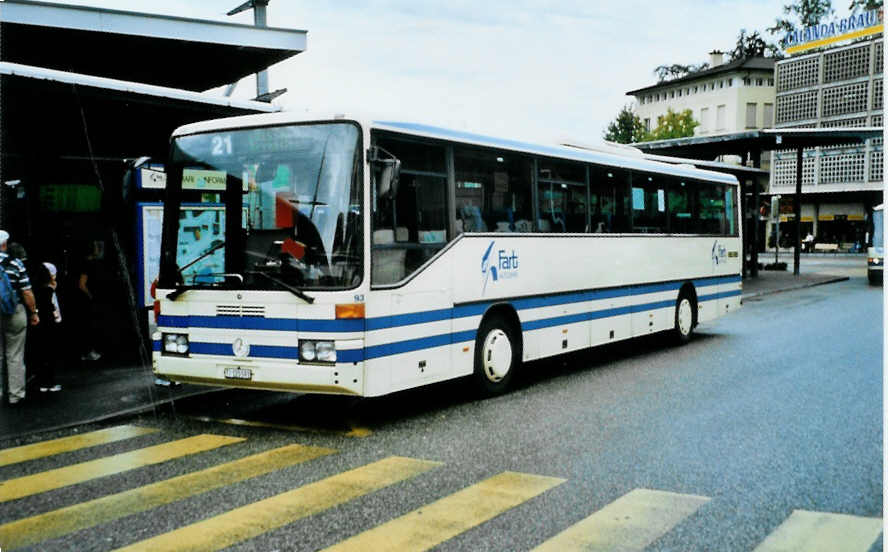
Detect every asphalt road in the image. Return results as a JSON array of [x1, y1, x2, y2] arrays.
[[0, 268, 882, 551]]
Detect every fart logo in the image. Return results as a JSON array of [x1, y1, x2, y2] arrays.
[[482, 241, 519, 293], [711, 240, 727, 267]]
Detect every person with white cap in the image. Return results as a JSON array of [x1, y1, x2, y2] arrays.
[[0, 229, 39, 404]]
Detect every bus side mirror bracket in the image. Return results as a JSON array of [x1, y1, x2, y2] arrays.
[[368, 146, 401, 199]]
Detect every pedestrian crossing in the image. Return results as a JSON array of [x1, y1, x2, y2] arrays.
[[0, 425, 882, 551]]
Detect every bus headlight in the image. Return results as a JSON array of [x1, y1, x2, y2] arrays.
[[162, 333, 190, 356], [300, 340, 336, 364]]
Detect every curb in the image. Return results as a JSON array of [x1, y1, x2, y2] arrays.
[[0, 387, 220, 442], [742, 275, 849, 300]]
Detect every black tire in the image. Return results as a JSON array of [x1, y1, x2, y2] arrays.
[[673, 290, 695, 345], [472, 313, 520, 396], [868, 271, 881, 285]]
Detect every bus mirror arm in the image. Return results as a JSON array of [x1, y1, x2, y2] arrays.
[[369, 146, 401, 198]]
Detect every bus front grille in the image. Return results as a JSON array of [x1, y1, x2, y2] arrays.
[[216, 304, 266, 317]]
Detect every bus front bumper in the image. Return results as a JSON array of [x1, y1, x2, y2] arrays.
[[153, 354, 365, 396]]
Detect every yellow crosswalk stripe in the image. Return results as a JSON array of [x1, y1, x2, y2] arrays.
[[0, 434, 243, 503], [323, 471, 566, 552], [0, 425, 159, 468], [113, 456, 441, 552], [532, 488, 710, 552], [0, 443, 335, 550], [753, 509, 883, 552]]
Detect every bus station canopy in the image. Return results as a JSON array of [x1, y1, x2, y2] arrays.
[[0, 0, 306, 91], [632, 128, 883, 159], [0, 62, 280, 160]]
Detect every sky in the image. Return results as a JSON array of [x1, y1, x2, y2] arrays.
[[44, 1, 809, 145]]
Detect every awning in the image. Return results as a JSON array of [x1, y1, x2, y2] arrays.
[[0, 0, 307, 91], [633, 128, 882, 159], [0, 62, 279, 160]]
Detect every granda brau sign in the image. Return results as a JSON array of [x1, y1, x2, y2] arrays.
[[784, 9, 882, 54]]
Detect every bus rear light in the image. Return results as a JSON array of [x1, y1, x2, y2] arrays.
[[336, 303, 365, 319], [153, 299, 161, 318]]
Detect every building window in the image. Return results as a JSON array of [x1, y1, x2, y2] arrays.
[[728, 78, 733, 87], [746, 103, 758, 129], [743, 77, 751, 86], [767, 78, 774, 86], [670, 90, 675, 98], [678, 89, 682, 97], [693, 85, 698, 93], [719, 80, 724, 88], [756, 78, 763, 86], [716, 104, 726, 130], [644, 118, 651, 132], [700, 107, 710, 132], [824, 44, 871, 82], [823, 81, 869, 117], [776, 56, 820, 92], [763, 103, 774, 127]]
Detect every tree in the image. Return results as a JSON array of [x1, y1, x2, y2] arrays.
[[767, 0, 834, 48], [653, 62, 709, 83], [603, 105, 647, 144], [645, 109, 699, 141], [848, 0, 882, 11], [730, 29, 782, 61]]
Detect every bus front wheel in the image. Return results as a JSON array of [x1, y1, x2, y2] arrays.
[[473, 314, 520, 396], [673, 291, 695, 344]]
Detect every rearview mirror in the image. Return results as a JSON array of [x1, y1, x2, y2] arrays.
[[369, 146, 401, 199]]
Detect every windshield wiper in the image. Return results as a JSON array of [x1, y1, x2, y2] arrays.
[[166, 273, 244, 301], [247, 270, 315, 304]]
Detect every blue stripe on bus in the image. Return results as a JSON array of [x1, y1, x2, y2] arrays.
[[158, 315, 365, 332], [157, 275, 741, 360]]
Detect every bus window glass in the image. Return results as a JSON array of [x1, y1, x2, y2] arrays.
[[699, 184, 726, 234], [538, 159, 587, 233], [631, 172, 667, 233], [372, 135, 448, 284], [454, 148, 532, 234], [589, 165, 630, 232], [725, 187, 736, 235], [667, 178, 699, 234]]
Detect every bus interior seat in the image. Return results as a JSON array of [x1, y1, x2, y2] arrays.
[[371, 229, 407, 284]]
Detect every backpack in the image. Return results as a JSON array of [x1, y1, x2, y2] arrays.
[[0, 259, 18, 316]]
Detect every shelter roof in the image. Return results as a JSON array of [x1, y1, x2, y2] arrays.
[[0, 0, 306, 91], [632, 128, 883, 159]]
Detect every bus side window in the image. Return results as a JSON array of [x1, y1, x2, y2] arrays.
[[668, 177, 699, 234], [698, 184, 726, 235], [537, 159, 586, 233], [631, 171, 667, 234], [454, 148, 532, 234], [590, 165, 630, 233]]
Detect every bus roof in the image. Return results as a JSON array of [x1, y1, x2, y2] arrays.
[[173, 111, 739, 185]]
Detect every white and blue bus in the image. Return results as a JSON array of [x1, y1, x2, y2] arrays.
[[153, 113, 741, 396]]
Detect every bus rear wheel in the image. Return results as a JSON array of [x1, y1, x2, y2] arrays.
[[473, 314, 520, 396], [673, 291, 695, 344]]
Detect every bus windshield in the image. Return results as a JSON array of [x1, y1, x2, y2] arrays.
[[163, 122, 363, 291]]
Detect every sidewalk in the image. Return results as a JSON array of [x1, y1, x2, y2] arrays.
[[741, 270, 849, 299], [0, 265, 856, 441]]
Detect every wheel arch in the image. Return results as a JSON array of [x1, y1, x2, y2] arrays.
[[480, 302, 523, 355], [678, 282, 698, 327]]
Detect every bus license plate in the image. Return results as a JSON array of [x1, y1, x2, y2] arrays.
[[224, 367, 252, 380]]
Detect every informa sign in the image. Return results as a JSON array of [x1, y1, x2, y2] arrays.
[[182, 169, 227, 191], [784, 9, 883, 54]]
